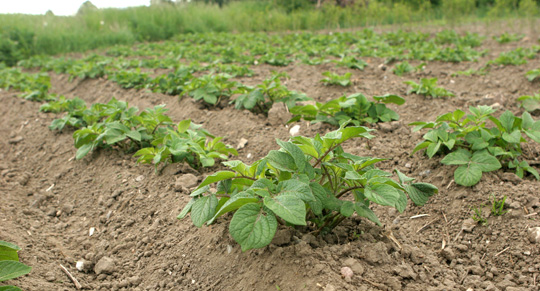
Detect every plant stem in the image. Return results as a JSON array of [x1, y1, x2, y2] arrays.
[[336, 185, 363, 199], [313, 144, 340, 168], [312, 212, 340, 237], [328, 214, 347, 230]]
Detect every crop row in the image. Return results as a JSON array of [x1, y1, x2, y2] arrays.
[[2, 29, 540, 253]]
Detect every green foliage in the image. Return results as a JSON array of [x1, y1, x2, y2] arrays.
[[0, 66, 53, 101], [493, 32, 524, 44], [517, 91, 540, 113], [451, 67, 489, 77], [289, 93, 405, 127], [526, 68, 540, 82], [471, 206, 488, 226], [42, 96, 236, 169], [491, 195, 508, 216], [321, 71, 352, 87], [183, 74, 237, 106], [488, 47, 539, 66], [0, 240, 31, 290], [109, 69, 151, 89], [233, 72, 310, 114], [334, 56, 367, 70], [134, 119, 238, 170], [392, 61, 425, 76], [66, 56, 111, 81], [0, 1, 535, 63], [150, 67, 193, 95], [405, 78, 455, 98], [178, 126, 438, 251], [410, 105, 540, 186]]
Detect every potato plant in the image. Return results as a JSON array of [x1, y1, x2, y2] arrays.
[[320, 71, 352, 87], [232, 72, 310, 114], [289, 93, 405, 127], [410, 106, 540, 186], [0, 240, 32, 291], [517, 91, 540, 113], [526, 69, 540, 82], [183, 73, 237, 106], [179, 126, 438, 251], [42, 97, 236, 170], [0, 66, 53, 101], [405, 78, 455, 98]]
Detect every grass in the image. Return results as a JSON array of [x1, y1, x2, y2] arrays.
[[0, 0, 539, 65]]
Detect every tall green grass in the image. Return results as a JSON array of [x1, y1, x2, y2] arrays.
[[0, 0, 538, 65]]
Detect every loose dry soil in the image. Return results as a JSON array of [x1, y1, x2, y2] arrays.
[[2, 22, 540, 291]]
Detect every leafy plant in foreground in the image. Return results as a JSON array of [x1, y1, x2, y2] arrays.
[[517, 91, 540, 113], [526, 69, 540, 82], [233, 72, 310, 114], [321, 71, 352, 87], [289, 93, 405, 127], [0, 240, 32, 291], [178, 125, 438, 251], [410, 105, 540, 186], [405, 78, 455, 98]]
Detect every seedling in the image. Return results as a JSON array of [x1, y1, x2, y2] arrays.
[[321, 72, 352, 87], [178, 125, 438, 251], [491, 195, 508, 216], [471, 206, 488, 226], [410, 105, 540, 186], [405, 78, 455, 98]]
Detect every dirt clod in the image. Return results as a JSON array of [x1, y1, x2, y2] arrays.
[[94, 256, 116, 275]]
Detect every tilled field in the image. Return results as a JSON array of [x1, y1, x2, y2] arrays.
[[1, 23, 540, 290]]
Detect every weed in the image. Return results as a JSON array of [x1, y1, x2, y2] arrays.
[[491, 195, 508, 216]]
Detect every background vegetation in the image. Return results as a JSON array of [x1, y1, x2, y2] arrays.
[[1, 0, 539, 65]]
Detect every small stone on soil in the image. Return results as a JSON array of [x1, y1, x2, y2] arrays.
[[175, 174, 198, 190], [8, 136, 24, 144], [237, 138, 248, 149], [340, 266, 353, 282], [267, 102, 292, 126], [461, 218, 477, 233], [528, 227, 540, 243], [94, 256, 116, 275]]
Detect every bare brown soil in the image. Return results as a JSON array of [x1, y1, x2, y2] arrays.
[[2, 24, 540, 291]]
